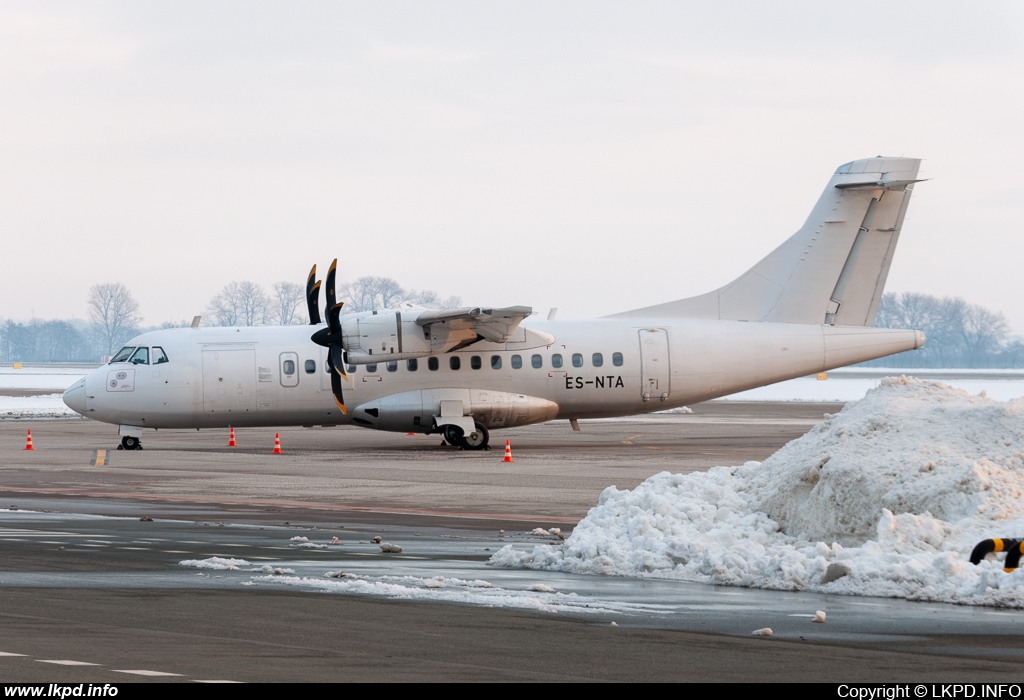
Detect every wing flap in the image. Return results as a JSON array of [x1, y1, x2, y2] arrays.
[[415, 305, 532, 344]]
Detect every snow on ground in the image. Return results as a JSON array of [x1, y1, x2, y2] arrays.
[[179, 557, 250, 570], [179, 556, 666, 615], [0, 394, 79, 419], [491, 378, 1024, 608], [250, 572, 664, 615], [0, 367, 88, 391], [724, 370, 1024, 402]]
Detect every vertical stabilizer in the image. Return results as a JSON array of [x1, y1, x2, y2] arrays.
[[609, 157, 922, 326]]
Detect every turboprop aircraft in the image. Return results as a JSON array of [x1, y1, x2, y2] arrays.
[[64, 156, 926, 451]]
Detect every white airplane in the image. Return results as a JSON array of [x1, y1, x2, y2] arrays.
[[64, 156, 926, 451]]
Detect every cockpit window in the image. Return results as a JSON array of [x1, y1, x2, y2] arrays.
[[110, 346, 136, 363], [153, 347, 169, 365], [129, 347, 150, 365]]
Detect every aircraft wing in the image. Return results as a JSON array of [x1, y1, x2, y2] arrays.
[[415, 305, 533, 343]]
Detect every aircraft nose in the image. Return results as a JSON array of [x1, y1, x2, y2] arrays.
[[63, 378, 87, 415]]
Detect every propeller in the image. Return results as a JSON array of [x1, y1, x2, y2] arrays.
[[309, 259, 348, 415]]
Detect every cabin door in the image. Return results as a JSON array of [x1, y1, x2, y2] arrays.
[[638, 328, 670, 402], [202, 348, 258, 415]]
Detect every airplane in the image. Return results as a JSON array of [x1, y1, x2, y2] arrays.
[[63, 156, 926, 452]]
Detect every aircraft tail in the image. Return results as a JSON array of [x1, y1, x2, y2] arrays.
[[609, 156, 923, 326]]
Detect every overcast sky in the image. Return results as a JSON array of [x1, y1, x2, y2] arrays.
[[2, 1, 1022, 333]]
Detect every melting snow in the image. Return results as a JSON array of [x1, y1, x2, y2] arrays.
[[179, 557, 251, 570], [491, 378, 1024, 608], [252, 573, 661, 615]]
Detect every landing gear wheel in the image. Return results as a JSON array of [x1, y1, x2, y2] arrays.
[[442, 426, 463, 446], [458, 423, 489, 451], [120, 435, 142, 451]]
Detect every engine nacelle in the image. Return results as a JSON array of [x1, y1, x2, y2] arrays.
[[341, 310, 480, 364], [351, 388, 560, 433]]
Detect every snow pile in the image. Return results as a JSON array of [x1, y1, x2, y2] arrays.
[[491, 378, 1024, 607]]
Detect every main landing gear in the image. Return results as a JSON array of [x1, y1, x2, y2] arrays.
[[119, 435, 143, 450], [441, 423, 490, 451]]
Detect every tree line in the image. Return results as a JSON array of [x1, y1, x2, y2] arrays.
[[3, 285, 1019, 367], [0, 278, 461, 363], [865, 292, 1024, 368]]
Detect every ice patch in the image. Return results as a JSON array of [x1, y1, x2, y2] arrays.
[[491, 378, 1024, 608]]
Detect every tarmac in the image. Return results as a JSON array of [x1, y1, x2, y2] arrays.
[[1, 404, 1023, 682]]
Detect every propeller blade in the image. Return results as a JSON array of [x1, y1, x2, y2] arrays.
[[329, 361, 347, 415], [328, 302, 344, 338], [325, 259, 338, 318], [330, 343, 348, 381], [306, 265, 321, 325]]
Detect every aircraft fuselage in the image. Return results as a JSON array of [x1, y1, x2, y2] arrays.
[[65, 318, 923, 433]]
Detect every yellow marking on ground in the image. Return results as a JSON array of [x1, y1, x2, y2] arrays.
[[622, 434, 642, 445], [91, 449, 106, 466]]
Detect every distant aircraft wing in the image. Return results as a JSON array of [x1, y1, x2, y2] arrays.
[[415, 305, 533, 343]]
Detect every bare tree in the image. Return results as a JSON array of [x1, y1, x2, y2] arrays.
[[88, 283, 142, 355], [208, 281, 270, 326], [338, 277, 461, 314], [960, 303, 1010, 367], [338, 276, 407, 314], [271, 281, 306, 325], [872, 291, 1018, 368]]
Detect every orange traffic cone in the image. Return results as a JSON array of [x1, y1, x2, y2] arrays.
[[502, 439, 514, 463], [24, 430, 34, 451], [227, 427, 237, 447], [272, 432, 282, 454]]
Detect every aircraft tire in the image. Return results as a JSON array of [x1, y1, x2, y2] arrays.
[[442, 426, 463, 446], [121, 435, 141, 451], [459, 423, 489, 451]]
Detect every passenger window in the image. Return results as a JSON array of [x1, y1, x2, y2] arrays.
[[572, 353, 583, 368], [152, 347, 169, 365], [491, 355, 502, 369], [428, 357, 439, 371], [613, 352, 623, 367], [592, 353, 604, 367], [407, 359, 418, 371], [366, 363, 378, 373], [129, 347, 150, 365], [346, 364, 357, 374], [471, 356, 482, 370], [304, 359, 316, 374], [511, 355, 522, 369], [110, 346, 135, 363], [450, 356, 461, 370], [551, 353, 563, 368], [283, 359, 295, 375], [386, 361, 398, 372]]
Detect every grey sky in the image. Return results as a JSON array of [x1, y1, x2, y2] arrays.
[[2, 2, 1022, 332]]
